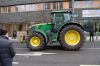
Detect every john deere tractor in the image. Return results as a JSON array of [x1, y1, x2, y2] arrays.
[[26, 10, 85, 51]]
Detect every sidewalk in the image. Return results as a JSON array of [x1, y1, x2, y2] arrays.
[[86, 36, 100, 42], [8, 36, 100, 43], [9, 37, 20, 43]]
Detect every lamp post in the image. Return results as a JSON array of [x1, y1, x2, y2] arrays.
[[72, 0, 75, 22], [72, 0, 75, 13]]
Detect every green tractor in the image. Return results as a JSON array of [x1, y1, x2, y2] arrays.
[[26, 10, 85, 51]]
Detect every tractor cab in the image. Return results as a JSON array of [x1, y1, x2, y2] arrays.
[[51, 10, 72, 23], [50, 10, 72, 32]]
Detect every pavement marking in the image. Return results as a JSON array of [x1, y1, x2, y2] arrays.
[[16, 52, 56, 56], [12, 62, 19, 64], [80, 65, 100, 66], [82, 48, 100, 49]]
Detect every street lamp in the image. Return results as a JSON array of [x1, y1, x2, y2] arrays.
[[72, 0, 75, 13], [72, 0, 75, 22]]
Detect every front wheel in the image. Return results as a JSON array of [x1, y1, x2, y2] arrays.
[[59, 25, 85, 51], [26, 32, 46, 51]]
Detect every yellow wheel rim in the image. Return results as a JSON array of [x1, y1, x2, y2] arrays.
[[30, 36, 40, 47], [64, 30, 80, 46]]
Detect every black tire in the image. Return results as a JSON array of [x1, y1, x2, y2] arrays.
[[26, 32, 46, 51], [59, 25, 85, 51]]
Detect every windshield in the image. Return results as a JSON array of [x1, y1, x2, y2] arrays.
[[64, 13, 71, 22], [52, 12, 71, 23]]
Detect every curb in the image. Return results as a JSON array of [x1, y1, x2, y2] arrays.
[[9, 36, 100, 43]]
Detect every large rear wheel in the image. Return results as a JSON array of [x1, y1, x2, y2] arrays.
[[26, 32, 46, 51], [59, 25, 85, 50]]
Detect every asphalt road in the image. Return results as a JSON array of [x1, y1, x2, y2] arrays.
[[13, 41, 100, 66]]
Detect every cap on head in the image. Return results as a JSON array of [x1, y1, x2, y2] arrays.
[[0, 29, 8, 35]]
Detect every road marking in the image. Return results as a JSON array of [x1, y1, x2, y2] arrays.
[[15, 48, 28, 49], [80, 65, 100, 66], [12, 62, 19, 64], [16, 52, 56, 56], [82, 48, 100, 49]]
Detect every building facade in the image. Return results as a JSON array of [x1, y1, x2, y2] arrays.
[[0, 0, 100, 36]]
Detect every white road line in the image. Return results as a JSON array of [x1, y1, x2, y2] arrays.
[[80, 65, 100, 66], [16, 52, 56, 56], [12, 62, 19, 64], [82, 48, 100, 49], [16, 53, 42, 56]]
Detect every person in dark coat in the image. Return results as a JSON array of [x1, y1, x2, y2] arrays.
[[89, 29, 94, 42], [12, 30, 17, 39], [0, 29, 16, 66]]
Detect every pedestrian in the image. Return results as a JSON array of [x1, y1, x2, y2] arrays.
[[0, 28, 16, 66], [89, 29, 94, 42], [12, 30, 17, 39]]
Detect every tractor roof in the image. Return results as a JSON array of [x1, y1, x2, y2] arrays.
[[51, 10, 72, 13]]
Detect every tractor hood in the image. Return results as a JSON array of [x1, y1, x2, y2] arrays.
[[29, 23, 52, 32], [29, 23, 51, 29]]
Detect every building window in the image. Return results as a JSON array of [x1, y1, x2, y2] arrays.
[[35, 4, 39, 11], [10, 6, 16, 13], [8, 7, 11, 13], [82, 1, 86, 8], [99, 0, 100, 7], [45, 2, 63, 10], [74, 0, 100, 8], [31, 4, 35, 11], [0, 7, 1, 13], [20, 5, 25, 12], [15, 6, 18, 12], [93, 0, 99, 8], [45, 3, 50, 10], [89, 0, 93, 8], [63, 2, 69, 9], [40, 4, 44, 10], [59, 2, 63, 9], [35, 4, 43, 11], [16, 5, 21, 12], [86, 1, 94, 8], [1, 7, 8, 13], [74, 1, 80, 8], [26, 4, 31, 11], [0, 7, 3, 13], [52, 2, 57, 9], [0, 2, 69, 13]]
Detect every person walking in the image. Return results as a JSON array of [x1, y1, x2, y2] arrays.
[[12, 30, 17, 39], [0, 28, 16, 66], [89, 29, 94, 42]]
